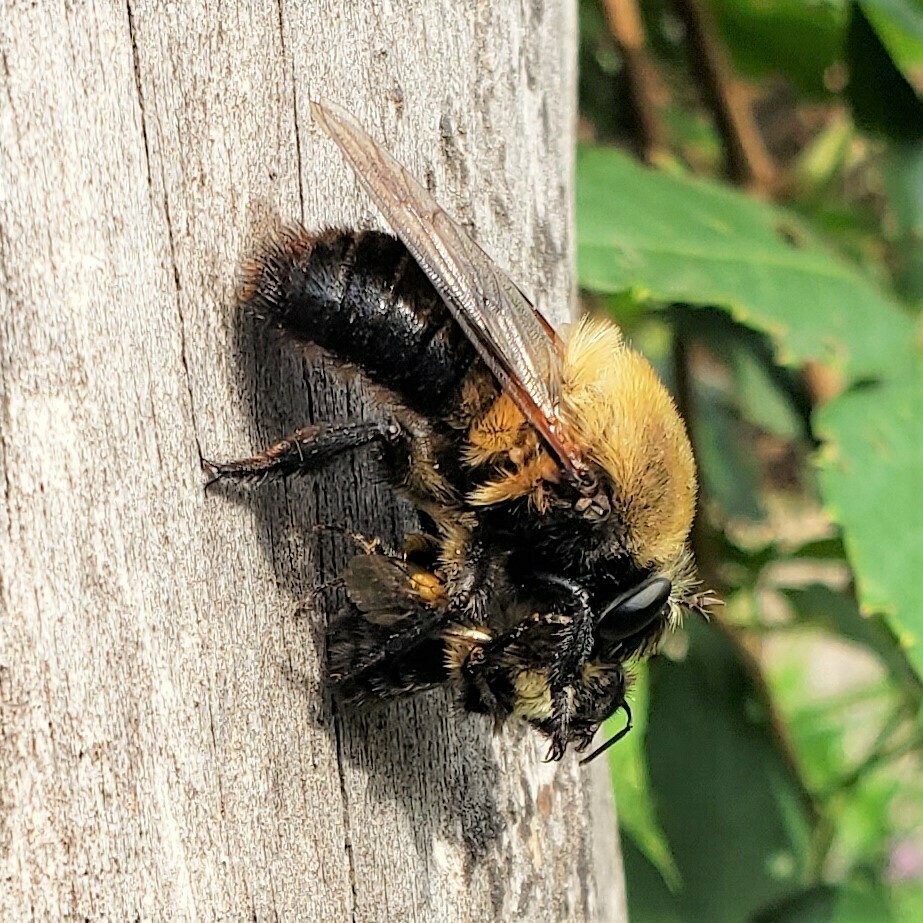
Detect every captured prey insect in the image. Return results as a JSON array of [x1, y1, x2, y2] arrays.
[[205, 100, 705, 763]]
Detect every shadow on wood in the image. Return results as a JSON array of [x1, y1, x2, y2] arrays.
[[220, 302, 509, 867]]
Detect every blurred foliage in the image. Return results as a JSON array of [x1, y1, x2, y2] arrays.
[[577, 0, 923, 920], [578, 146, 916, 378], [707, 0, 845, 97]]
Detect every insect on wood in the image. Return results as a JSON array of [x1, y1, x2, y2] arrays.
[[205, 101, 706, 763]]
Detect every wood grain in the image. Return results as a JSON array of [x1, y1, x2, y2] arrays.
[[0, 2, 627, 920]]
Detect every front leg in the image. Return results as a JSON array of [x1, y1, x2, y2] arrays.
[[461, 611, 555, 717], [203, 419, 403, 487], [534, 573, 596, 761]]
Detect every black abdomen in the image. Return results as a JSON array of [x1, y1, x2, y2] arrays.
[[242, 228, 477, 415]]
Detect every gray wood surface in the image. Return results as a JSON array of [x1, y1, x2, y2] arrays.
[[0, 2, 627, 920]]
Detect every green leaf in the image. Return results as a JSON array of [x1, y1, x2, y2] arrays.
[[883, 142, 923, 304], [606, 663, 682, 892], [815, 366, 923, 679], [728, 343, 806, 441], [692, 379, 767, 522], [678, 309, 810, 441], [577, 146, 917, 384], [845, 4, 923, 142], [860, 0, 923, 84], [706, 0, 847, 98], [630, 622, 815, 923]]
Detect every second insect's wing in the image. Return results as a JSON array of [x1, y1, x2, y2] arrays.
[[311, 100, 588, 485], [345, 555, 446, 625]]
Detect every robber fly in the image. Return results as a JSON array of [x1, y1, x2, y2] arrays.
[[205, 101, 704, 762]]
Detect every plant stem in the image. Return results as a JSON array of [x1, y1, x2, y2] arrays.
[[601, 0, 670, 164], [670, 0, 779, 193]]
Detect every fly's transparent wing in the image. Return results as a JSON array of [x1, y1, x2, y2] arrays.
[[311, 100, 587, 483], [345, 555, 443, 617]]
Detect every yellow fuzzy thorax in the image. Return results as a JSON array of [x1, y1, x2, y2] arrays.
[[559, 317, 697, 566], [465, 389, 560, 511]]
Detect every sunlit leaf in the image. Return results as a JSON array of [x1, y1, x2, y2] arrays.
[[577, 146, 917, 384], [815, 367, 923, 679]]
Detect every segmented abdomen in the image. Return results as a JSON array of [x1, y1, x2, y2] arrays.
[[327, 609, 450, 704], [241, 228, 477, 415]]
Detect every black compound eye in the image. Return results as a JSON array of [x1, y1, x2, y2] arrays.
[[597, 575, 672, 643]]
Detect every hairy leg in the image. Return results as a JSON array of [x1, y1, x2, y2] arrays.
[[533, 573, 596, 761], [203, 419, 403, 486]]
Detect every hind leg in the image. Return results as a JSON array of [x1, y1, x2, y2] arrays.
[[203, 419, 404, 487]]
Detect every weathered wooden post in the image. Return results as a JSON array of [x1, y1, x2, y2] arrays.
[[0, 3, 626, 919]]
